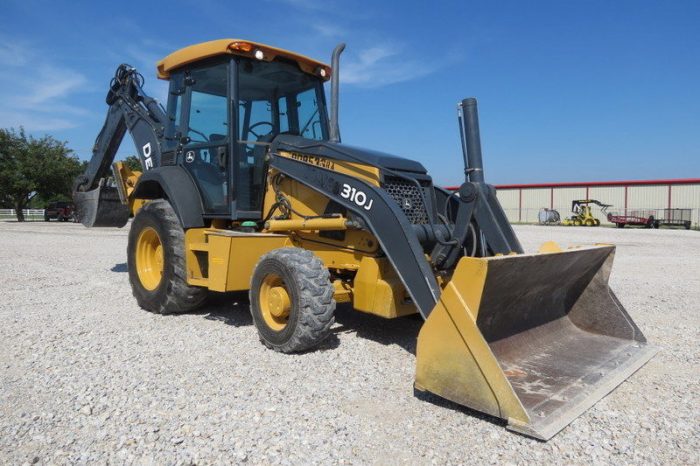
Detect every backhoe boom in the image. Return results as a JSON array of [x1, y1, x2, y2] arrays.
[[73, 65, 167, 227]]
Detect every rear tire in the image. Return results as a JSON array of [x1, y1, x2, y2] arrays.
[[250, 248, 335, 353], [127, 199, 207, 314], [617, 223, 625, 228]]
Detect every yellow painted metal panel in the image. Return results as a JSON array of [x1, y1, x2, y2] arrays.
[[415, 257, 529, 423], [352, 257, 416, 318], [157, 39, 330, 80], [205, 232, 290, 292]]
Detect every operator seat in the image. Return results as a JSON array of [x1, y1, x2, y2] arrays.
[[236, 133, 274, 212], [190, 136, 227, 211], [251, 133, 275, 210]]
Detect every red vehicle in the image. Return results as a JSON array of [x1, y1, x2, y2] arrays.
[[607, 208, 692, 229], [44, 201, 75, 222]]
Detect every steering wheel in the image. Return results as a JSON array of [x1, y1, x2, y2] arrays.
[[188, 127, 209, 143], [247, 121, 274, 140]]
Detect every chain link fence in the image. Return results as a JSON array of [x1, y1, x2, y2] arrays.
[[502, 207, 700, 229]]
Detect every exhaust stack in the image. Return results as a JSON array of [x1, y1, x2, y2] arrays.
[[458, 98, 485, 183], [329, 43, 345, 143]]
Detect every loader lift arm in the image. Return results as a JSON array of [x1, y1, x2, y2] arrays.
[[270, 98, 523, 318], [571, 199, 612, 214], [73, 65, 169, 227]]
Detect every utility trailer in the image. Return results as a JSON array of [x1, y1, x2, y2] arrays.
[[655, 208, 692, 229], [607, 208, 692, 229], [607, 209, 656, 229]]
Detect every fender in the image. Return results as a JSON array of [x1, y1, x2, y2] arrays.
[[132, 166, 205, 228]]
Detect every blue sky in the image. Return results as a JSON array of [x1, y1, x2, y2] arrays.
[[1, 0, 698, 185]]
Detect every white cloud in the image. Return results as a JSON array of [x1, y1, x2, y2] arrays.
[[341, 45, 435, 88], [276, 0, 330, 11], [0, 44, 90, 132], [0, 40, 30, 66], [0, 111, 80, 132], [311, 23, 346, 38], [122, 44, 170, 104], [17, 67, 88, 107], [0, 35, 92, 133]]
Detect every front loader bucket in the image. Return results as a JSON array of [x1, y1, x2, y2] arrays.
[[73, 185, 130, 228], [415, 245, 656, 440]]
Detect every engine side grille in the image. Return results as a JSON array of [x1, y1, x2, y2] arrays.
[[160, 152, 177, 166], [382, 176, 430, 224]]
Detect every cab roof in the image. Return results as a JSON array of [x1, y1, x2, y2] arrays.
[[156, 39, 331, 81]]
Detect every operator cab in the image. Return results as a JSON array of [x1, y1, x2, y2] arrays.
[[160, 41, 331, 220]]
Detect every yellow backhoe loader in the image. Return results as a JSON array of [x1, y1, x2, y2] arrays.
[[73, 39, 656, 440]]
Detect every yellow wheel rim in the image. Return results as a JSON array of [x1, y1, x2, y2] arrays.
[[135, 227, 164, 291], [259, 273, 291, 331]]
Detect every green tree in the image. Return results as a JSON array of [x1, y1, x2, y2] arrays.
[[0, 128, 83, 221], [121, 155, 142, 172]]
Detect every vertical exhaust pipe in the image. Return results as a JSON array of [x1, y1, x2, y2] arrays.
[[458, 98, 485, 183], [329, 43, 346, 143]]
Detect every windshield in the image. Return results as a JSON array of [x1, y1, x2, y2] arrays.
[[237, 58, 329, 143]]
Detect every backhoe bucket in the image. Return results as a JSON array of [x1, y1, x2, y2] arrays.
[[415, 245, 656, 440], [73, 185, 130, 228]]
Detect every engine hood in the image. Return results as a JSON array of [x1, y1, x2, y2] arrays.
[[271, 135, 427, 174]]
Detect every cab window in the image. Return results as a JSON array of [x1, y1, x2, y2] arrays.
[[188, 66, 228, 143], [235, 58, 328, 213]]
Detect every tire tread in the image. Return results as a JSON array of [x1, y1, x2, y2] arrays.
[[250, 247, 335, 353], [128, 200, 207, 314]]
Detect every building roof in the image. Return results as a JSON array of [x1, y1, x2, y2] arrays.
[[445, 178, 700, 190], [156, 39, 331, 80]]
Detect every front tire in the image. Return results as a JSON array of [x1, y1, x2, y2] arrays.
[[250, 248, 335, 353], [127, 199, 207, 314]]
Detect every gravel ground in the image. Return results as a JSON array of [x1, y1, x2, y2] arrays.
[[0, 221, 698, 465]]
